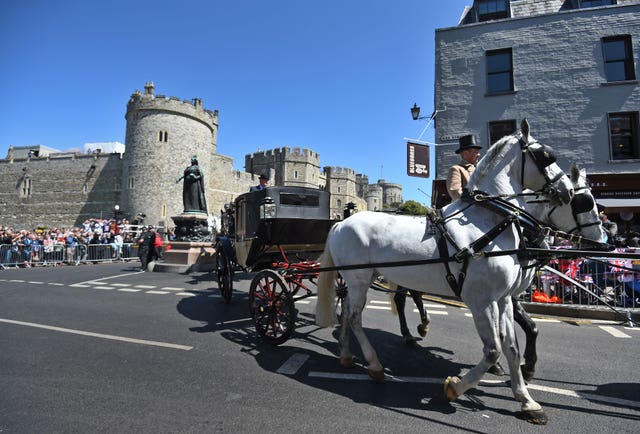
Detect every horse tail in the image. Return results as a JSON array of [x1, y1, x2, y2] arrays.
[[388, 282, 399, 316], [315, 242, 338, 327]]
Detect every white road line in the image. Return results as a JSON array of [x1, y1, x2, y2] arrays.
[[111, 283, 131, 287], [70, 271, 144, 287], [367, 305, 391, 310], [534, 318, 561, 323], [117, 288, 141, 293], [134, 285, 156, 289], [296, 300, 311, 304], [624, 326, 640, 331], [465, 313, 473, 317], [424, 303, 449, 308], [277, 354, 309, 375], [162, 287, 185, 291], [307, 371, 640, 409], [93, 286, 115, 290], [369, 300, 390, 305], [0, 318, 192, 351], [69, 284, 91, 287], [599, 325, 632, 338], [146, 290, 170, 295], [9, 280, 25, 283], [177, 292, 195, 297], [47, 283, 64, 286], [217, 318, 252, 325], [418, 310, 448, 315], [27, 281, 44, 284]]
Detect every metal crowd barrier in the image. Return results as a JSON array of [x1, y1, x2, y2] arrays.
[[520, 249, 640, 309], [0, 243, 141, 268]]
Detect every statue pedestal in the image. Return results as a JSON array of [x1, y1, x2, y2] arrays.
[[152, 213, 215, 273], [153, 241, 216, 273]]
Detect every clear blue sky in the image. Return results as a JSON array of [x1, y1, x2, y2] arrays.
[[1, 0, 471, 205]]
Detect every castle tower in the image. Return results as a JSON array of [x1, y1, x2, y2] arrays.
[[123, 82, 219, 228], [245, 147, 321, 188]]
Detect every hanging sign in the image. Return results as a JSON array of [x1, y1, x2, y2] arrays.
[[407, 141, 429, 178]]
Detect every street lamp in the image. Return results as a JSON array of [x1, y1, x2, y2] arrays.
[[410, 103, 426, 121]]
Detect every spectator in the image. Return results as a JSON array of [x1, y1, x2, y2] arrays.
[[600, 212, 618, 243]]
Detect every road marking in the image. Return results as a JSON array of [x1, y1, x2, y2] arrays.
[[134, 285, 156, 289], [117, 288, 141, 293], [27, 281, 44, 284], [70, 284, 91, 287], [9, 279, 26, 283], [216, 317, 252, 325], [71, 271, 143, 287], [146, 290, 170, 295], [424, 303, 449, 308], [296, 300, 311, 304], [111, 283, 131, 287], [369, 300, 390, 305], [47, 283, 64, 286], [277, 354, 309, 375], [177, 292, 195, 296], [0, 318, 192, 350], [307, 371, 640, 409], [599, 325, 631, 338], [417, 310, 448, 315], [367, 305, 391, 310], [93, 286, 115, 290], [162, 287, 184, 291]]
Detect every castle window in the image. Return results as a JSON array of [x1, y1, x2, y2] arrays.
[[128, 176, 135, 189], [337, 186, 341, 193], [294, 170, 299, 179], [162, 204, 167, 218], [20, 178, 32, 198], [158, 131, 169, 142]]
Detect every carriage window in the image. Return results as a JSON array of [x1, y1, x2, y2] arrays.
[[602, 35, 635, 82], [608, 112, 639, 160], [489, 120, 516, 145], [279, 192, 320, 207], [486, 48, 513, 94]]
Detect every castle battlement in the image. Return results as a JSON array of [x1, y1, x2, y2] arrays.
[[126, 82, 217, 131], [247, 146, 320, 164]]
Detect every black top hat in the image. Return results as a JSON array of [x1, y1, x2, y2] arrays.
[[259, 173, 270, 180], [455, 134, 482, 154]]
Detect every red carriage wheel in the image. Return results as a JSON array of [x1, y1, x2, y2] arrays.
[[216, 246, 233, 304], [249, 270, 295, 345]]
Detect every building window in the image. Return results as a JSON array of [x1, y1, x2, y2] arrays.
[[477, 0, 509, 22], [128, 176, 135, 189], [20, 177, 32, 198], [609, 112, 639, 160], [580, 0, 615, 8], [602, 35, 636, 82], [294, 170, 298, 179], [337, 186, 341, 193], [158, 131, 169, 142], [162, 204, 167, 218], [486, 48, 513, 94], [488, 119, 517, 145]]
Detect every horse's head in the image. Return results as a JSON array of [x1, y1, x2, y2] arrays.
[[517, 119, 574, 205], [548, 163, 606, 243], [468, 119, 574, 204]]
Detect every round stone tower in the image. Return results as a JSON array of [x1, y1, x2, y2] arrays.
[[123, 82, 219, 228]]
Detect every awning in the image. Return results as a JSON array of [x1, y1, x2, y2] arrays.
[[595, 198, 640, 211]]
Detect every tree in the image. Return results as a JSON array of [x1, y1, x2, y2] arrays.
[[399, 200, 427, 216]]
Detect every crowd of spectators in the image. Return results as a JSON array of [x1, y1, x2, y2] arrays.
[[0, 217, 161, 268]]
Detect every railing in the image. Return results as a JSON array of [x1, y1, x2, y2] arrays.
[[519, 247, 640, 309], [0, 243, 141, 269]]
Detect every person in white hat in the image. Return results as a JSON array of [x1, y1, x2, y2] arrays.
[[446, 134, 482, 201]]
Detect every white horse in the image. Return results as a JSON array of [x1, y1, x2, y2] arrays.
[[315, 120, 574, 424]]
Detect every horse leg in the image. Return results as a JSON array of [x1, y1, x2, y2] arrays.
[[512, 296, 538, 382], [409, 289, 430, 337], [501, 298, 547, 424], [394, 289, 416, 344], [338, 296, 355, 368], [444, 302, 501, 401], [346, 288, 384, 381]]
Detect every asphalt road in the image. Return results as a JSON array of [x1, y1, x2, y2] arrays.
[[1, 262, 639, 433]]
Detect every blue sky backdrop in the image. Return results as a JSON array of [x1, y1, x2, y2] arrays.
[[0, 0, 472, 204]]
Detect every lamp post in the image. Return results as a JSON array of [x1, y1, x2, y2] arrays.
[[410, 103, 427, 121]]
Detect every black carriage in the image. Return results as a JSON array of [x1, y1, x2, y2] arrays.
[[215, 186, 339, 344]]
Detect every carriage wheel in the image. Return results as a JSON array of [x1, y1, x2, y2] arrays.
[[335, 274, 348, 322], [216, 247, 233, 304], [249, 270, 295, 345]]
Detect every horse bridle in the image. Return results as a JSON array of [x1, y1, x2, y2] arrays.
[[517, 134, 566, 200], [546, 185, 601, 234]]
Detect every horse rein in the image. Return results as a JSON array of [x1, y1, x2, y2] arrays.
[[516, 134, 566, 201]]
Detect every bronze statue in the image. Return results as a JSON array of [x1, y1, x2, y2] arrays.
[[176, 156, 207, 213]]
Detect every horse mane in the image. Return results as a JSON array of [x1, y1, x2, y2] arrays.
[[468, 133, 516, 187]]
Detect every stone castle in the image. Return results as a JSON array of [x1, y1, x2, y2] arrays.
[[0, 82, 402, 229]]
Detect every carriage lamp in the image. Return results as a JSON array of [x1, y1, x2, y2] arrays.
[[260, 197, 276, 219]]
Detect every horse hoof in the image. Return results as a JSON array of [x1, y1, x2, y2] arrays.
[[520, 409, 548, 425], [368, 368, 385, 383], [417, 324, 429, 337], [444, 376, 461, 401], [340, 356, 356, 369], [488, 362, 505, 376]]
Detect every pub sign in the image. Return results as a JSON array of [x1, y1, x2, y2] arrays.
[[406, 141, 429, 178]]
